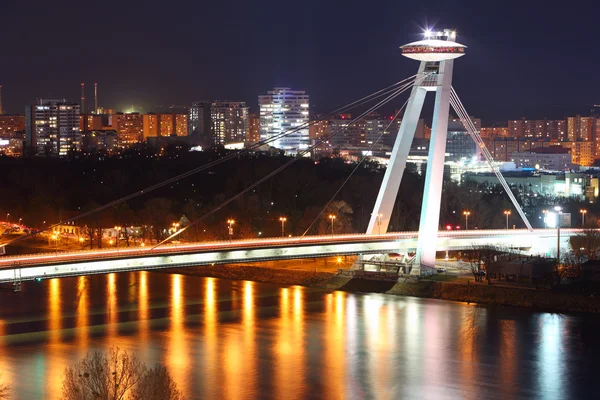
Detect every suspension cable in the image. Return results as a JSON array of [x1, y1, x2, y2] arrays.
[[0, 75, 419, 249], [152, 77, 421, 248], [300, 95, 414, 237], [449, 87, 533, 231]]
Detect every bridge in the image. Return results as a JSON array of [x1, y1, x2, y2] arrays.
[[0, 29, 581, 282], [0, 229, 580, 284]]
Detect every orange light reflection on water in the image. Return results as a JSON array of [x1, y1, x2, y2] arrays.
[[203, 277, 218, 398], [167, 274, 188, 395], [324, 291, 346, 399], [275, 286, 305, 399], [107, 273, 118, 339]]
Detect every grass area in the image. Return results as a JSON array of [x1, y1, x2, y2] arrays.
[[424, 273, 469, 283]]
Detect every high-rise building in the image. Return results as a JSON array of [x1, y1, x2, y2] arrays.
[[112, 113, 143, 147], [143, 114, 159, 139], [247, 113, 261, 142], [308, 118, 330, 142], [445, 117, 479, 161], [175, 114, 188, 137], [25, 99, 81, 156], [211, 101, 248, 145], [159, 114, 174, 136], [259, 87, 309, 153], [189, 101, 212, 135]]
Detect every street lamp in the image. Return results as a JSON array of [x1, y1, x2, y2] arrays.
[[328, 214, 336, 236], [114, 226, 121, 247], [554, 206, 562, 264], [51, 233, 58, 255], [542, 209, 548, 228], [580, 209, 588, 227], [227, 219, 235, 241], [5, 213, 9, 223], [376, 213, 383, 235], [463, 211, 471, 230], [279, 217, 287, 238], [18, 217, 22, 225], [503, 210, 511, 229]]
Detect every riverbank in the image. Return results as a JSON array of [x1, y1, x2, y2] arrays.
[[165, 260, 600, 314]]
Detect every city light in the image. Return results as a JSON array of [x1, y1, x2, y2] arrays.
[[580, 209, 588, 227], [504, 210, 511, 229], [328, 214, 336, 236], [279, 217, 287, 238], [462, 210, 471, 230]]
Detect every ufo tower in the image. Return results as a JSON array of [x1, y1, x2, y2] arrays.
[[366, 29, 466, 274]]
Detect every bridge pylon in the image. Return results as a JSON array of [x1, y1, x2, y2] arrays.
[[366, 29, 466, 275]]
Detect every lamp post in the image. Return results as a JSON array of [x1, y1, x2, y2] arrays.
[[542, 209, 548, 228], [580, 209, 588, 228], [376, 213, 383, 235], [328, 214, 336, 236], [114, 226, 121, 248], [554, 206, 562, 264], [279, 217, 287, 238], [5, 213, 9, 223], [503, 210, 511, 229], [463, 211, 471, 230], [227, 219, 235, 241], [51, 233, 58, 256]]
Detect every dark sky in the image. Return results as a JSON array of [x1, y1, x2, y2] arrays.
[[1, 0, 598, 122]]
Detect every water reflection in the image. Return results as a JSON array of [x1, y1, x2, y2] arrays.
[[0, 272, 596, 399], [167, 274, 188, 395], [203, 277, 218, 399]]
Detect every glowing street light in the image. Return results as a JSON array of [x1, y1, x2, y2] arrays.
[[503, 210, 511, 229], [376, 213, 383, 235], [580, 209, 588, 227], [279, 217, 287, 238], [554, 206, 562, 263], [328, 214, 336, 236], [5, 213, 9, 223], [227, 219, 235, 240], [462, 211, 471, 230], [542, 209, 549, 228]]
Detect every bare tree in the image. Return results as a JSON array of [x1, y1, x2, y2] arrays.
[[570, 228, 600, 260], [130, 364, 184, 400], [61, 347, 184, 400], [61, 347, 144, 400], [0, 374, 9, 400]]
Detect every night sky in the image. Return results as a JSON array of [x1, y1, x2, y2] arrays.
[[1, 0, 598, 122]]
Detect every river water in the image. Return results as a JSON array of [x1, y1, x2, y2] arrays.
[[0, 271, 599, 399]]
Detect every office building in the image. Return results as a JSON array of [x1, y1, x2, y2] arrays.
[[211, 101, 248, 145], [510, 147, 572, 170], [25, 99, 81, 156], [189, 101, 212, 135], [259, 87, 309, 153]]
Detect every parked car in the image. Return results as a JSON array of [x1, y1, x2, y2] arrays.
[[437, 268, 447, 273]]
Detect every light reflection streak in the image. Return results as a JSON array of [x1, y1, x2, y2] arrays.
[[167, 274, 188, 396], [203, 277, 218, 399], [538, 314, 564, 397], [499, 319, 516, 389], [324, 291, 345, 399], [75, 276, 89, 351], [242, 281, 256, 397], [48, 278, 65, 398], [138, 271, 149, 349], [107, 273, 118, 338]]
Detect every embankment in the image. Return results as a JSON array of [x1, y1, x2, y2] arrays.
[[165, 264, 600, 313]]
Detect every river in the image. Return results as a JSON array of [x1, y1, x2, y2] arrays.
[[0, 271, 599, 399]]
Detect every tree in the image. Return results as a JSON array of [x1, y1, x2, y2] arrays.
[[0, 374, 9, 399], [61, 347, 184, 400], [61, 347, 144, 400], [130, 364, 183, 400]]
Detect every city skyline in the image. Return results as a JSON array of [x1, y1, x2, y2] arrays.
[[0, 0, 599, 119]]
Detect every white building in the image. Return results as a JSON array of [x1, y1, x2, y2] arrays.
[[259, 87, 309, 153], [510, 147, 573, 171], [25, 99, 81, 156]]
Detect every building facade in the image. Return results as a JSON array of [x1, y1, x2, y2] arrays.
[[25, 99, 81, 156], [211, 101, 248, 145], [510, 147, 572, 170], [259, 87, 309, 153]]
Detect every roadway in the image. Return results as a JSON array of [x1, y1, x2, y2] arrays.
[[0, 229, 582, 284]]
